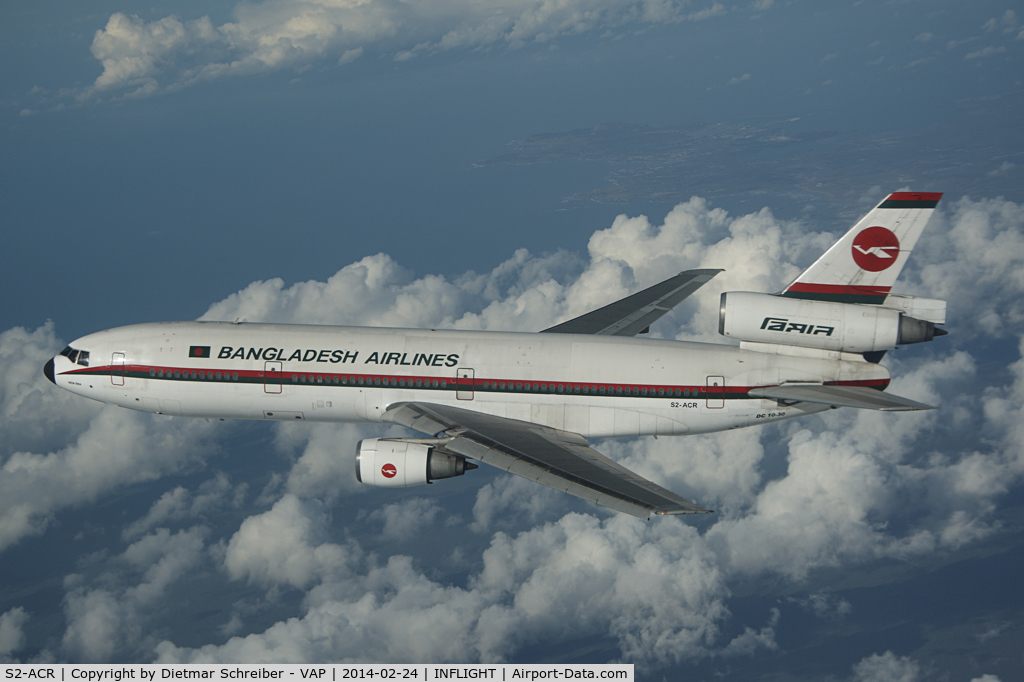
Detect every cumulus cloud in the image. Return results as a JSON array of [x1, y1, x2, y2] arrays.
[[0, 406, 221, 553], [200, 196, 1024, 589], [0, 321, 224, 554], [850, 651, 920, 682], [77, 0, 728, 100], [123, 472, 247, 540], [0, 322, 99, 457], [160, 514, 733, 665], [62, 526, 208, 661], [988, 161, 1016, 177], [0, 607, 29, 662], [908, 197, 1024, 339], [223, 494, 356, 589], [275, 421, 384, 501], [10, 194, 1024, 667], [367, 497, 446, 541]]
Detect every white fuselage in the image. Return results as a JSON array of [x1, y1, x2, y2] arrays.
[[52, 321, 891, 437]]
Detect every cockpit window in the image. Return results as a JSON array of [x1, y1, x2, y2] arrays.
[[60, 346, 90, 367]]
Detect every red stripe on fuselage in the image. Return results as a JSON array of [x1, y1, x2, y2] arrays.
[[60, 364, 891, 397]]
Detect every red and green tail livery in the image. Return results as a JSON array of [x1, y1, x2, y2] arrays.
[[781, 192, 942, 304]]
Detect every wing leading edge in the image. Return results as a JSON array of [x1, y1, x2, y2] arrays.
[[541, 269, 722, 336], [381, 402, 711, 519]]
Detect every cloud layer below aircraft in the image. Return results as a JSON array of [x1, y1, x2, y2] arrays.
[[1, 195, 1021, 674]]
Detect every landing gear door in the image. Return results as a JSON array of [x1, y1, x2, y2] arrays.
[[111, 352, 125, 386], [457, 368, 475, 400], [264, 361, 283, 394], [706, 375, 724, 409]]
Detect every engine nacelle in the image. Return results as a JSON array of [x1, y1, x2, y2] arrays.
[[355, 438, 476, 488], [719, 292, 944, 353]]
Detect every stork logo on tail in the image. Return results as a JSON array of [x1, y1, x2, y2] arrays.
[[852, 226, 900, 271]]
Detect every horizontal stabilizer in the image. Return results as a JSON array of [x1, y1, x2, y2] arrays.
[[542, 269, 722, 336], [748, 384, 933, 411]]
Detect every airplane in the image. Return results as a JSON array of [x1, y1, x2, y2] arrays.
[[44, 192, 947, 520]]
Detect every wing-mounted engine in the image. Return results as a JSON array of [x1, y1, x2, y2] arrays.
[[719, 292, 946, 353], [356, 438, 477, 487]]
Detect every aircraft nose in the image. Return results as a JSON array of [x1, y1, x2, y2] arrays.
[[44, 358, 55, 384]]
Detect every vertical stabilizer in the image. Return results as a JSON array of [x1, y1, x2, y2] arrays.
[[782, 192, 942, 304]]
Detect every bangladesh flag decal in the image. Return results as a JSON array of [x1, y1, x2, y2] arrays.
[[189, 346, 211, 358]]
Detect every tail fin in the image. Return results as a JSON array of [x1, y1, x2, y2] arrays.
[[782, 192, 942, 304]]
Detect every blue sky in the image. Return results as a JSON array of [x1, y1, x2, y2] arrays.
[[2, 0, 1023, 678]]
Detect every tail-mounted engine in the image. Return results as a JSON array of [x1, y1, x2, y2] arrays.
[[356, 438, 477, 487], [719, 292, 946, 353]]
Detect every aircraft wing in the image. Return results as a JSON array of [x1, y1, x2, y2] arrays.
[[541, 269, 723, 336], [748, 384, 933, 411], [381, 401, 711, 519]]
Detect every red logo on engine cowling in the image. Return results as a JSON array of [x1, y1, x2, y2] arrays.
[[381, 463, 397, 478], [852, 227, 900, 272]]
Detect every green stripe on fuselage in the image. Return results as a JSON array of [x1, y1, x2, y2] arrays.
[[780, 291, 887, 304]]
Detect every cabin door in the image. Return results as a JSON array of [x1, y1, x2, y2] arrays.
[[457, 368, 475, 400], [706, 375, 725, 409], [111, 352, 125, 386], [264, 361, 283, 393]]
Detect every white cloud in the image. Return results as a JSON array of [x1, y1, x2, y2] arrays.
[[982, 10, 1018, 34], [10, 194, 1024, 667], [199, 195, 1024, 590], [123, 527, 209, 604], [61, 587, 128, 663], [788, 591, 852, 619], [0, 320, 225, 554], [850, 651, 920, 682], [123, 473, 247, 540], [0, 406, 221, 554], [277, 422, 380, 502], [471, 472, 570, 532], [0, 322, 99, 458], [160, 513, 732, 665], [914, 32, 932, 43], [77, 0, 728, 100], [716, 607, 778, 657], [223, 494, 355, 589], [908, 197, 1024, 339], [0, 607, 29, 662], [62, 526, 208, 661], [367, 497, 446, 541], [965, 45, 1006, 59], [988, 161, 1016, 177], [727, 73, 751, 85]]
